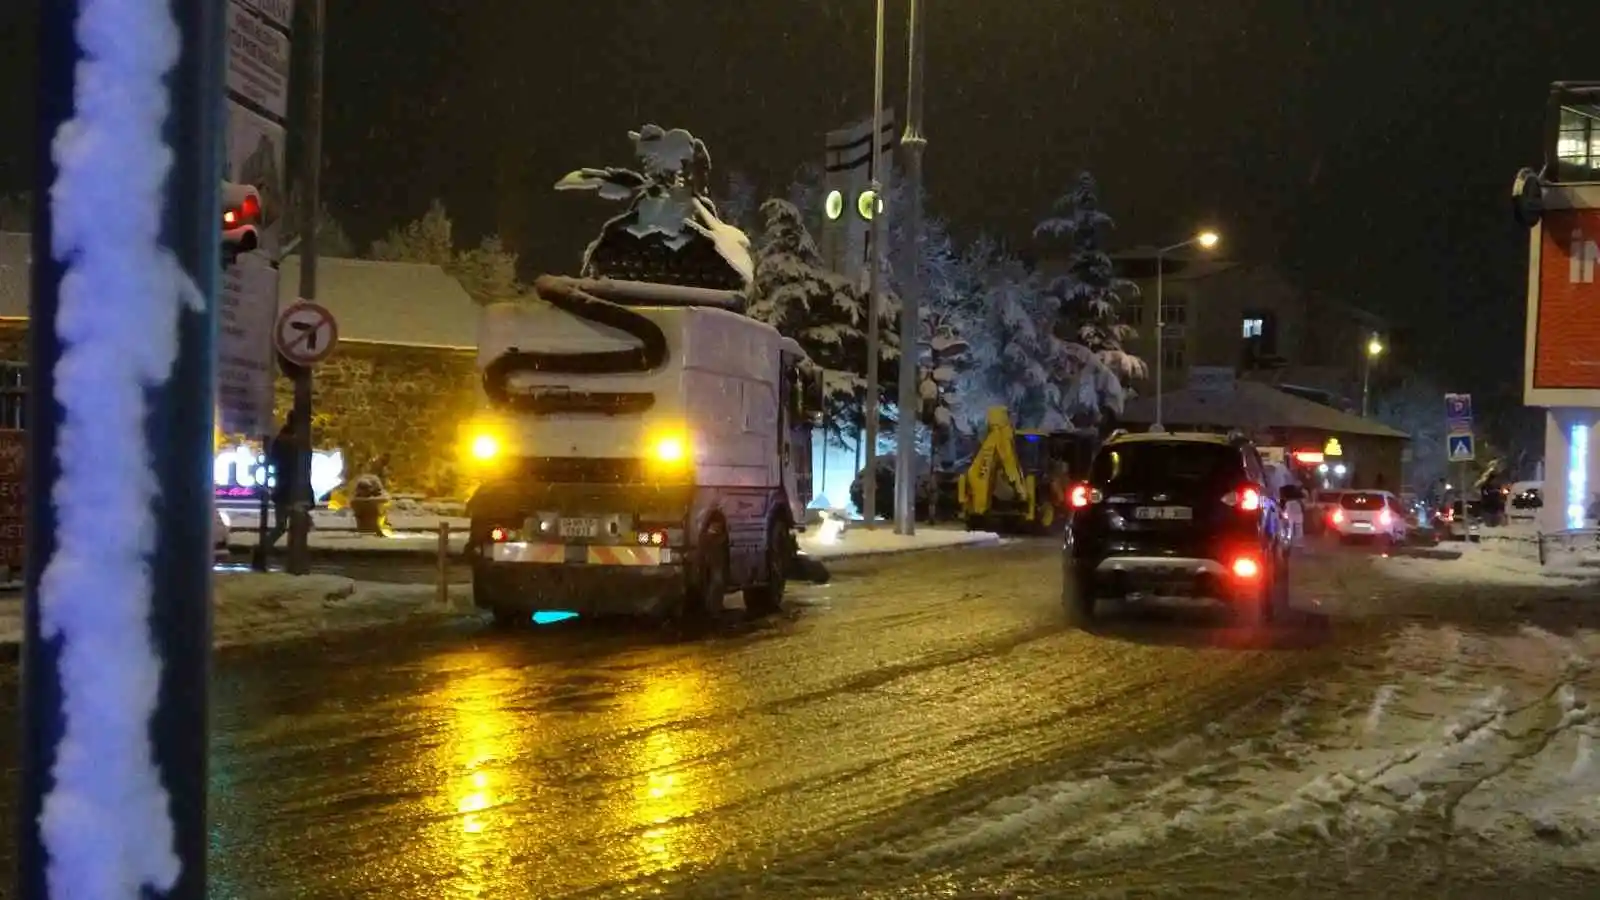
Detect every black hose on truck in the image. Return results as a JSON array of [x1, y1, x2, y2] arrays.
[[481, 275, 672, 407]]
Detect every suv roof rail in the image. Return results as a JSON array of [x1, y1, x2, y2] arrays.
[[1106, 428, 1130, 440]]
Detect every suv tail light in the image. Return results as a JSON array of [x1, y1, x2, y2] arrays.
[[1330, 509, 1344, 525], [1230, 556, 1261, 578], [1377, 509, 1393, 527], [1068, 483, 1100, 508], [1220, 485, 1262, 512]]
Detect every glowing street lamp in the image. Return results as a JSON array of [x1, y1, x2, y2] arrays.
[[1362, 333, 1385, 417], [1154, 230, 1222, 428]]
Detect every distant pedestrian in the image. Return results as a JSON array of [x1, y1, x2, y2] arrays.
[[264, 421, 299, 547]]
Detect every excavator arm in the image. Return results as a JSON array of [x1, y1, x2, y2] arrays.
[[958, 407, 1036, 522]]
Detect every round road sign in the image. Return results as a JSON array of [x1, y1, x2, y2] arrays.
[[275, 301, 339, 366]]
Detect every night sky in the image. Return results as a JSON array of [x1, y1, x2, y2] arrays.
[[0, 1, 1593, 397]]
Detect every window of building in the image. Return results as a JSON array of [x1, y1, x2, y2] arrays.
[[1159, 304, 1186, 326], [1242, 317, 1264, 338], [1559, 107, 1599, 174], [1161, 346, 1185, 370]]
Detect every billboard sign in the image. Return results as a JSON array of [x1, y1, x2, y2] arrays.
[[1525, 183, 1600, 406]]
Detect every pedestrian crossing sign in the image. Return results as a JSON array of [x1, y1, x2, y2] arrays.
[[1447, 433, 1475, 462]]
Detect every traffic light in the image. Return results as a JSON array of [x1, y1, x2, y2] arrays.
[[221, 180, 262, 264]]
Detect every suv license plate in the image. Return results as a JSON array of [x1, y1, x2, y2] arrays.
[[558, 517, 599, 538], [1134, 506, 1192, 521]]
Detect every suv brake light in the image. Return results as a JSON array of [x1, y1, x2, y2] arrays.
[[1069, 483, 1101, 508], [1330, 509, 1344, 525], [1377, 509, 1392, 527], [1230, 556, 1260, 578], [1220, 485, 1262, 511]]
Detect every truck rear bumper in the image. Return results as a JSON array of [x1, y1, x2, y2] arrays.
[[473, 543, 687, 617]]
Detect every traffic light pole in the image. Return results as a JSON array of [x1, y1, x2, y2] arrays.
[[23, 0, 221, 895], [285, 0, 326, 576]]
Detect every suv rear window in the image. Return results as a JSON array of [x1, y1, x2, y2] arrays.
[[1340, 492, 1387, 511], [1091, 442, 1244, 492]]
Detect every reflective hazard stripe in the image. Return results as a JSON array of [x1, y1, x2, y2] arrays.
[[489, 542, 565, 564], [586, 545, 664, 566]]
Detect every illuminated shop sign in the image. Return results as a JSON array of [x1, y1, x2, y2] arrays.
[[213, 444, 344, 502]]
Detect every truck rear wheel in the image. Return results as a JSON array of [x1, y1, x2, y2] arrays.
[[744, 517, 791, 616], [684, 520, 729, 621]]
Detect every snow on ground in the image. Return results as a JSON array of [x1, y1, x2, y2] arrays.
[[223, 507, 471, 533], [798, 521, 1002, 560], [853, 613, 1600, 880], [0, 574, 469, 650], [227, 528, 470, 556], [1376, 544, 1599, 587]]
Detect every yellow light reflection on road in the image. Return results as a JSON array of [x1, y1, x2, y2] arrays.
[[615, 662, 725, 878], [421, 653, 525, 894]]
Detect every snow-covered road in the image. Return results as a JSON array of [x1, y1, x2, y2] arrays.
[[2, 539, 1596, 897]]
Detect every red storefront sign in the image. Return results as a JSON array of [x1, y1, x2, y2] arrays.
[[1531, 205, 1600, 392]]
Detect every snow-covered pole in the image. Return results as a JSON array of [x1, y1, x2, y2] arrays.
[[22, 0, 222, 895], [863, 0, 887, 529], [893, 0, 928, 536]]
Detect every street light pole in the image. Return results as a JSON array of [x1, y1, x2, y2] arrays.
[[863, 0, 887, 528], [1151, 231, 1220, 431], [894, 0, 927, 536], [1155, 247, 1167, 429], [1361, 334, 1384, 417]]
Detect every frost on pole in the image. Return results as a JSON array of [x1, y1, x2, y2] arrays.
[[39, 0, 197, 893]]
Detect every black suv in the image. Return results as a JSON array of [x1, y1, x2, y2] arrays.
[[1061, 431, 1299, 625]]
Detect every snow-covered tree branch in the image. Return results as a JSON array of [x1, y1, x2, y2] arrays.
[[368, 200, 520, 303]]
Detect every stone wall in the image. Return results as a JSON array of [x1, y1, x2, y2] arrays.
[[273, 342, 482, 499], [0, 321, 484, 499]]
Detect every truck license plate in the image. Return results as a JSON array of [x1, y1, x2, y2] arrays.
[[559, 517, 599, 538], [1134, 506, 1191, 521]]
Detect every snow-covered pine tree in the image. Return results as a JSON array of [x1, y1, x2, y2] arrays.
[[959, 237, 1069, 430], [748, 197, 899, 443], [1036, 172, 1145, 405]]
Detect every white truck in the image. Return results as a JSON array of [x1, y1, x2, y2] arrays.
[[464, 275, 816, 625]]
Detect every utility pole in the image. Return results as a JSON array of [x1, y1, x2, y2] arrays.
[[862, 0, 888, 529], [894, 0, 928, 536], [23, 0, 221, 895], [286, 0, 325, 575]]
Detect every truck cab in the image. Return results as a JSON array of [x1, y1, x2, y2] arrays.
[[464, 276, 816, 626]]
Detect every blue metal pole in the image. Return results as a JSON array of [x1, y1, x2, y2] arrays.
[[21, 0, 223, 895]]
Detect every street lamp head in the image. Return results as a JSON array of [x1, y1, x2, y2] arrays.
[[1367, 336, 1384, 357], [1197, 231, 1220, 250]]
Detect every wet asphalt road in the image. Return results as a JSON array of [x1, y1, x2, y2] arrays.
[[0, 540, 1588, 898]]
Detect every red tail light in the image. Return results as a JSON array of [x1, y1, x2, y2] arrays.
[[1068, 483, 1091, 509], [1377, 509, 1393, 527], [1221, 486, 1262, 511], [1230, 557, 1260, 578], [1331, 509, 1344, 525], [489, 527, 511, 542]]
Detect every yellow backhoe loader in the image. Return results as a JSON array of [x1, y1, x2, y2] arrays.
[[957, 407, 1092, 534]]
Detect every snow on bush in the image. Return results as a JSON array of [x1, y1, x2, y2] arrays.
[[40, 0, 194, 893]]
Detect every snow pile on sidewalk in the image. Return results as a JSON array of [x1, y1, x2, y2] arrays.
[[0, 574, 471, 650], [857, 621, 1600, 875], [227, 529, 469, 555], [224, 507, 470, 533], [798, 522, 1001, 560], [210, 573, 469, 647], [1375, 540, 1600, 587]]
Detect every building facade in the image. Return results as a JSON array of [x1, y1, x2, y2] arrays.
[[0, 232, 486, 499], [1102, 253, 1387, 409]]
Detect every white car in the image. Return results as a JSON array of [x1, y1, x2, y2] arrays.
[[1329, 490, 1407, 546]]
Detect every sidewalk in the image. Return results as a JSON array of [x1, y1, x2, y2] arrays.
[[0, 573, 469, 653], [227, 521, 1003, 561]]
